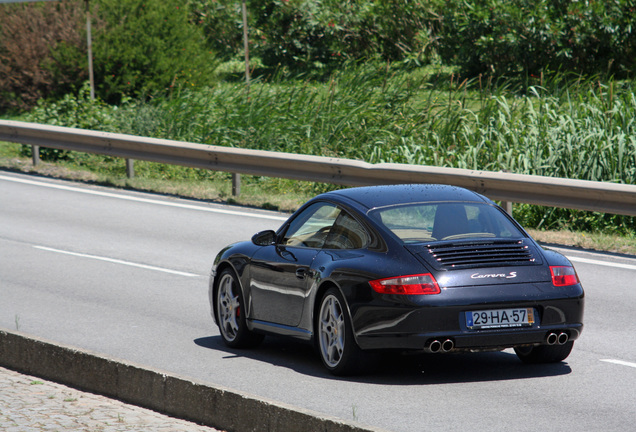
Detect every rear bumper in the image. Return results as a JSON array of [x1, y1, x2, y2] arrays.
[[356, 323, 583, 351], [351, 284, 584, 351]]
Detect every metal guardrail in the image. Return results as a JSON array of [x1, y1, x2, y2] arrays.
[[1, 119, 635, 216]]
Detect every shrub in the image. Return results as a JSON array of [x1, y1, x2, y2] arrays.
[[20, 82, 123, 161], [436, 0, 636, 78], [188, 0, 247, 61], [94, 0, 218, 103], [0, 0, 86, 112], [321, 0, 442, 66], [190, 0, 441, 73], [0, 0, 219, 112]]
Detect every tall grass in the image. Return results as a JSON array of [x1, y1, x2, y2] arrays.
[[138, 69, 636, 188], [129, 66, 429, 161], [369, 77, 636, 185]]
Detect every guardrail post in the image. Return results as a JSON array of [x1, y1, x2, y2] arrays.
[[232, 173, 241, 196], [501, 201, 513, 216], [31, 145, 40, 166], [126, 159, 135, 179]]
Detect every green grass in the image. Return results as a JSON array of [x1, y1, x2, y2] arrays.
[[528, 229, 636, 256]]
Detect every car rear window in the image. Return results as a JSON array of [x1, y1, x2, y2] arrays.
[[370, 202, 525, 243]]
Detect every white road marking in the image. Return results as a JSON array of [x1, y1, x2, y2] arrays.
[[0, 174, 288, 221], [600, 359, 636, 369], [5, 174, 636, 272], [565, 256, 636, 271], [34, 246, 201, 277]]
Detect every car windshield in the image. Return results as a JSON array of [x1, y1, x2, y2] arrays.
[[370, 202, 525, 244]]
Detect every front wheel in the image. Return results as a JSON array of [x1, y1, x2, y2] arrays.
[[317, 288, 362, 375], [514, 341, 574, 364], [216, 269, 263, 348]]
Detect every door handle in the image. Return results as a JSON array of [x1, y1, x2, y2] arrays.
[[295, 268, 313, 279]]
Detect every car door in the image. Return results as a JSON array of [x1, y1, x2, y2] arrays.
[[249, 202, 341, 327]]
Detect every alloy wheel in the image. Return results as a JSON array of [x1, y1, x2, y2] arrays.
[[319, 294, 346, 368], [217, 273, 240, 342]]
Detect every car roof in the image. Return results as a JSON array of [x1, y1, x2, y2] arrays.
[[322, 184, 491, 210]]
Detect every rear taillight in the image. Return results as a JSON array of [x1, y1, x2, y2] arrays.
[[550, 266, 579, 286], [369, 274, 441, 295]]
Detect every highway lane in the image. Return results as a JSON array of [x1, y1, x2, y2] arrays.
[[1, 171, 635, 432]]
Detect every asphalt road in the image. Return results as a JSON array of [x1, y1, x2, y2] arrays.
[[1, 170, 635, 432]]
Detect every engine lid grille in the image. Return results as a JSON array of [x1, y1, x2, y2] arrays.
[[420, 239, 540, 270]]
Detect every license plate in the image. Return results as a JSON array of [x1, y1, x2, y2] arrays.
[[465, 308, 534, 330]]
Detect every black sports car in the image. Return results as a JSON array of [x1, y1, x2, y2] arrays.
[[209, 184, 584, 375]]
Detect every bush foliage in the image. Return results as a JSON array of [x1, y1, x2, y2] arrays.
[[190, 0, 441, 72], [94, 0, 217, 103], [0, 0, 216, 109], [0, 1, 86, 112], [20, 82, 124, 161], [1, 0, 634, 110], [189, 0, 635, 78], [437, 0, 636, 78]]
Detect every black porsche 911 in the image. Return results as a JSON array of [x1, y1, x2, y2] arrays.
[[209, 184, 584, 375]]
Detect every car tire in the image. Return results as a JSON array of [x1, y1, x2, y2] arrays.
[[514, 341, 574, 364], [216, 269, 264, 348], [316, 287, 363, 375]]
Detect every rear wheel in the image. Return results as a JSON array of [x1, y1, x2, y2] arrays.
[[514, 341, 574, 364], [216, 269, 263, 348], [317, 288, 362, 375]]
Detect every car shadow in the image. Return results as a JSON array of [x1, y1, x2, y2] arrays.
[[193, 335, 572, 385]]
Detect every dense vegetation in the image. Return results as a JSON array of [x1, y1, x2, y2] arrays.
[[1, 0, 635, 235], [0, 0, 215, 109], [3, 0, 634, 107]]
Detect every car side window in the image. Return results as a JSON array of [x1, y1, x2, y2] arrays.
[[324, 211, 368, 250], [282, 203, 341, 248]]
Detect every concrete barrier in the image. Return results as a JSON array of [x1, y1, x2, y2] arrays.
[[0, 329, 389, 432]]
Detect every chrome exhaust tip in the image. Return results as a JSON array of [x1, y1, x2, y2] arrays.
[[546, 332, 558, 345], [428, 340, 442, 353], [557, 332, 569, 345], [441, 339, 455, 353]]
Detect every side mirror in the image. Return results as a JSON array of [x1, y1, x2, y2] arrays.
[[252, 230, 276, 246]]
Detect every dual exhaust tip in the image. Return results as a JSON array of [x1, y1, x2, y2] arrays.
[[426, 332, 567, 353], [546, 332, 569, 345], [427, 338, 454, 353]]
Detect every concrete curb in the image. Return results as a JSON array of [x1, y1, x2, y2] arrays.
[[0, 329, 389, 432]]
